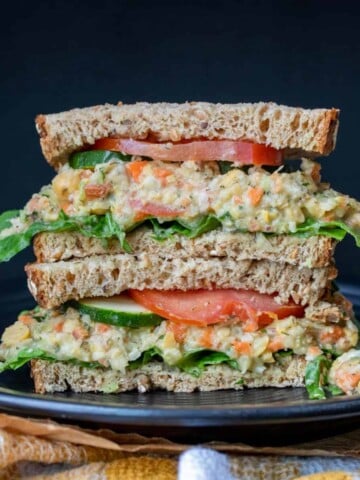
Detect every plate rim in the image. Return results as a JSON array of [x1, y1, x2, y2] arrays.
[[0, 385, 360, 426]]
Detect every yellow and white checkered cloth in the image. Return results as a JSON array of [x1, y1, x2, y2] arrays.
[[0, 414, 360, 479]]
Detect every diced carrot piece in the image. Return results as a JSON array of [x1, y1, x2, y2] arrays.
[[267, 338, 284, 353], [308, 346, 322, 357], [19, 315, 34, 326], [320, 326, 344, 344], [54, 321, 64, 333], [153, 167, 172, 186], [232, 340, 252, 355], [84, 183, 112, 199], [96, 323, 111, 334], [248, 187, 264, 206], [125, 161, 149, 182], [199, 328, 213, 348], [60, 201, 73, 214], [72, 326, 88, 340], [167, 322, 188, 343]]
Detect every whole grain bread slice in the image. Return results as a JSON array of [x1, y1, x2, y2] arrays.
[[35, 101, 339, 169], [31, 356, 306, 394], [25, 253, 337, 309], [33, 228, 336, 268]]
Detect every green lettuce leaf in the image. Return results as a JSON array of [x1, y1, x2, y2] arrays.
[[0, 348, 55, 372], [0, 346, 240, 379], [0, 211, 131, 262], [0, 206, 359, 264], [0, 210, 21, 231], [325, 384, 344, 396], [305, 354, 332, 400], [274, 349, 293, 359], [294, 218, 360, 247], [69, 150, 132, 169], [128, 347, 163, 369], [0, 347, 102, 372], [129, 347, 239, 377], [150, 215, 221, 241], [176, 349, 239, 377]]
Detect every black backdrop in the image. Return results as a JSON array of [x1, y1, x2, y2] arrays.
[[1, 0, 359, 286]]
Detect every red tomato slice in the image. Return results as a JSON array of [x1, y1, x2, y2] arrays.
[[128, 289, 304, 328], [92, 138, 283, 166]]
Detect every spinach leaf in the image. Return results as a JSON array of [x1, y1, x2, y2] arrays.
[[0, 210, 21, 232], [176, 349, 239, 377], [294, 218, 360, 247], [0, 347, 102, 372], [325, 384, 344, 396], [305, 354, 332, 400], [0, 345, 239, 379], [0, 210, 131, 262], [150, 215, 221, 241], [274, 349, 293, 359], [69, 150, 132, 169], [129, 347, 239, 377], [0, 348, 55, 372], [1, 208, 358, 266], [128, 347, 163, 370], [218, 161, 237, 174]]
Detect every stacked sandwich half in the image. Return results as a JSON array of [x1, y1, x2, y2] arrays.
[[0, 101, 359, 398]]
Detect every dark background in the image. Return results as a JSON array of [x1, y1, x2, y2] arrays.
[[1, 0, 359, 287]]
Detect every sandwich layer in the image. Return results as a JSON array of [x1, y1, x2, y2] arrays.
[[24, 159, 360, 239], [25, 254, 337, 308], [35, 101, 339, 168], [30, 357, 306, 393], [33, 228, 336, 267], [2, 158, 358, 265], [0, 292, 355, 378]]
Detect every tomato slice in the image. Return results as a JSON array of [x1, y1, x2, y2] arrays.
[[128, 289, 304, 328], [92, 138, 283, 166]]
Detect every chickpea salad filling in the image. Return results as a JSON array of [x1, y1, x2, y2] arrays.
[[0, 291, 358, 398], [0, 153, 359, 262]]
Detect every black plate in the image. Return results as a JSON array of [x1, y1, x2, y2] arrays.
[[0, 280, 360, 442]]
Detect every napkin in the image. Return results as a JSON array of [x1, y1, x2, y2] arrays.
[[179, 448, 360, 480], [1, 413, 360, 479]]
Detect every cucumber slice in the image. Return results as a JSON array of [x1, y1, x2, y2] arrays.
[[72, 294, 164, 328], [69, 150, 132, 169]]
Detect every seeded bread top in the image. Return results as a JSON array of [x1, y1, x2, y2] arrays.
[[35, 101, 339, 169]]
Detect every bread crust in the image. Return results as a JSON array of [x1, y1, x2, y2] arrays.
[[25, 254, 336, 309], [33, 229, 336, 268], [30, 356, 306, 394], [35, 101, 339, 169]]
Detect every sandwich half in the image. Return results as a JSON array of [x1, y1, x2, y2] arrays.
[[0, 101, 359, 399]]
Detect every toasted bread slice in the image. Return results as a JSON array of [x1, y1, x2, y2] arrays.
[[33, 228, 336, 268], [35, 101, 339, 168], [25, 253, 337, 309], [31, 356, 306, 394]]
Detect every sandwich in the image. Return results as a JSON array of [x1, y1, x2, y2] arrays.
[[0, 101, 359, 399]]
